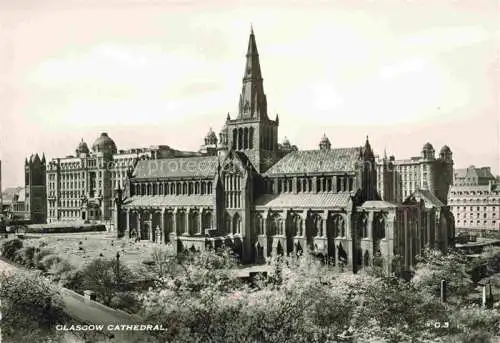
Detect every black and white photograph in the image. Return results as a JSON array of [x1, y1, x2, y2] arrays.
[[0, 0, 499, 342]]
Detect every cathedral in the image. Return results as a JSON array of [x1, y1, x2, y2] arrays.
[[116, 28, 455, 274]]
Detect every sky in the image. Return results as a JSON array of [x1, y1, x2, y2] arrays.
[[0, 0, 498, 188]]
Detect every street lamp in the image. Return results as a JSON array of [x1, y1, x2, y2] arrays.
[[116, 251, 120, 289]]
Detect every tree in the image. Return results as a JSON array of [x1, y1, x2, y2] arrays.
[[1, 237, 23, 260], [413, 249, 473, 304], [81, 258, 135, 306], [0, 270, 67, 343], [151, 245, 175, 279]]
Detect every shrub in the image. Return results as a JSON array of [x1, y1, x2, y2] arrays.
[[0, 270, 67, 343], [110, 292, 142, 313], [39, 254, 63, 272], [1, 238, 23, 260], [14, 245, 36, 267], [33, 248, 53, 270]]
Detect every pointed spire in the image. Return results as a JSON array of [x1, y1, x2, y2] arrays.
[[41, 153, 46, 164], [275, 113, 279, 124], [384, 148, 387, 160], [226, 113, 231, 121], [250, 23, 254, 35], [238, 26, 268, 120]]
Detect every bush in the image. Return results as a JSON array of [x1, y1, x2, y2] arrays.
[[24, 224, 106, 234], [1, 238, 23, 260], [0, 270, 67, 343], [110, 292, 142, 313], [14, 245, 36, 267], [59, 269, 85, 293], [33, 248, 53, 270], [39, 254, 63, 272]]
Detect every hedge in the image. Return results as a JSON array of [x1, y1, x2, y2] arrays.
[[24, 224, 106, 234]]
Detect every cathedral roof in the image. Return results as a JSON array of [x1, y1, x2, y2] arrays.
[[123, 195, 213, 208], [255, 193, 351, 209], [264, 147, 362, 176], [132, 156, 219, 179]]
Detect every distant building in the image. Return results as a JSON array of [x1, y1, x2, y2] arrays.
[[375, 143, 454, 205], [25, 153, 47, 224], [46, 134, 200, 224], [448, 166, 500, 230], [116, 29, 455, 274], [1, 187, 23, 214], [11, 187, 26, 220]]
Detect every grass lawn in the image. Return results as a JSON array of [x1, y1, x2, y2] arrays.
[[22, 233, 161, 274]]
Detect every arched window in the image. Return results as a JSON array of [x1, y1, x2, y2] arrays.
[[238, 128, 243, 149], [243, 128, 248, 149], [333, 215, 345, 237], [374, 214, 385, 240], [249, 127, 254, 149], [183, 182, 187, 194], [232, 129, 237, 150], [360, 214, 368, 238]]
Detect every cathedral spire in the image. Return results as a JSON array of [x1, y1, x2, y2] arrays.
[[237, 26, 268, 120]]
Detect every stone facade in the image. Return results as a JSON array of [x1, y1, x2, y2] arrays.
[[448, 166, 500, 230], [117, 29, 454, 273], [46, 135, 200, 224], [376, 143, 454, 205], [24, 154, 47, 224]]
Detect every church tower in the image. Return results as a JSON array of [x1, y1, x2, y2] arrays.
[[24, 153, 47, 224], [223, 27, 280, 173]]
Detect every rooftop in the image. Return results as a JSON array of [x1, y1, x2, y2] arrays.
[[132, 156, 219, 179], [264, 148, 362, 176], [255, 193, 351, 209]]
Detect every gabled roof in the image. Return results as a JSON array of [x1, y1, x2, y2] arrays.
[[123, 195, 213, 208], [132, 156, 219, 179], [264, 148, 362, 176], [404, 189, 444, 208], [255, 193, 351, 209]]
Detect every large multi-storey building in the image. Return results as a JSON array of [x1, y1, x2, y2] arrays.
[[376, 143, 454, 205], [116, 29, 455, 274], [46, 135, 201, 224], [448, 166, 500, 230]]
